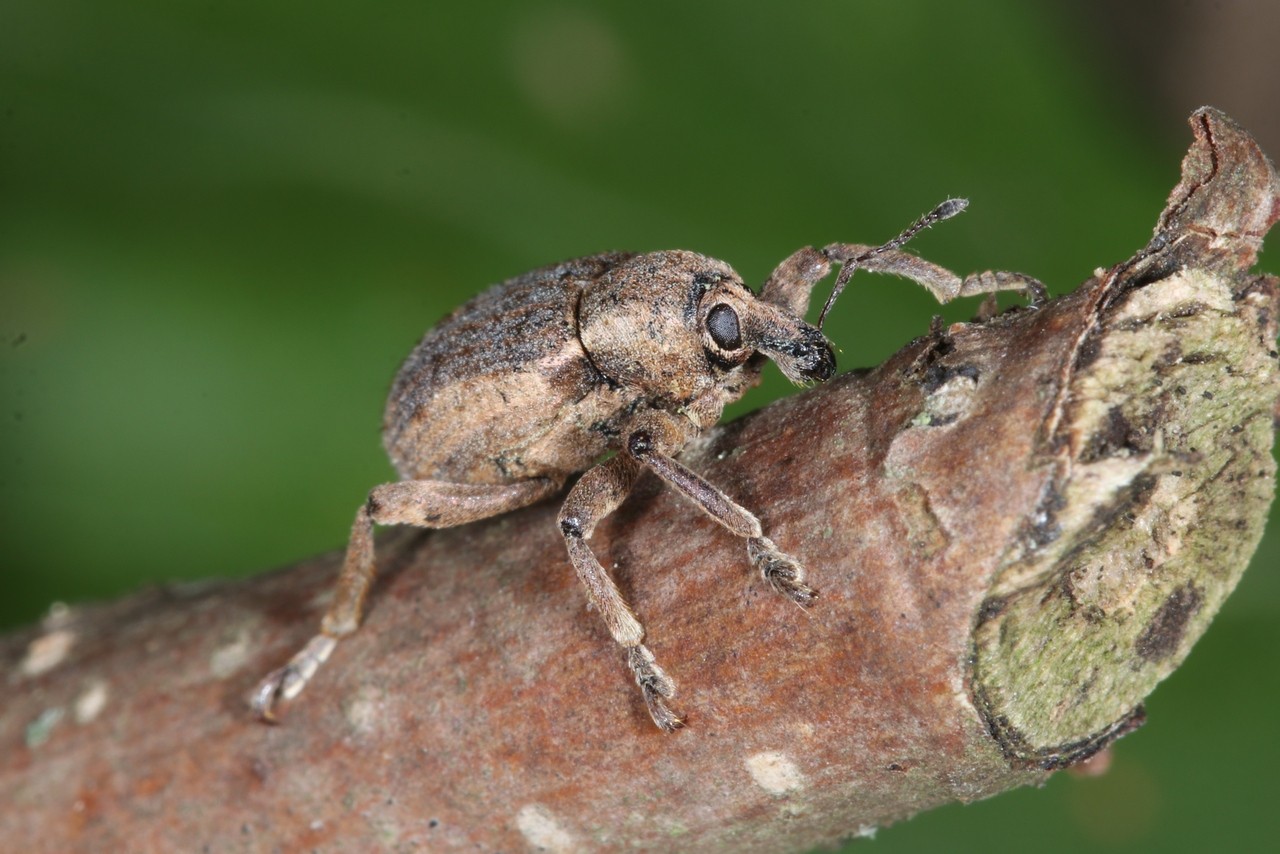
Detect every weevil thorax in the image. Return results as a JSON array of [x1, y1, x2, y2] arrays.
[[577, 250, 836, 411], [578, 251, 745, 406]]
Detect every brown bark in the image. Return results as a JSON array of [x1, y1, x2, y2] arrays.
[[3, 108, 1277, 853]]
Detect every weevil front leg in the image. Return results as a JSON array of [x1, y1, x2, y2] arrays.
[[252, 476, 561, 722], [625, 416, 817, 607], [762, 243, 1046, 316], [822, 243, 1048, 307], [761, 214, 1047, 329]]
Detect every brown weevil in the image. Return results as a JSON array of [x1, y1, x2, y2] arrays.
[[251, 200, 1044, 731]]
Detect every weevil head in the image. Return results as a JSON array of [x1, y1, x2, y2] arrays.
[[578, 251, 836, 404]]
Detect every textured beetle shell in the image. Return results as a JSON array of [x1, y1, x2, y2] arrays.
[[383, 253, 636, 484], [382, 250, 763, 487]]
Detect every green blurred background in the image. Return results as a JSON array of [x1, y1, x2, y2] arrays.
[[2, 1, 1276, 850]]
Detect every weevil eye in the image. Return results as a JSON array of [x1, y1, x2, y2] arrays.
[[706, 304, 742, 350]]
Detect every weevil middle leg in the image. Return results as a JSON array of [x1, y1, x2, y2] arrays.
[[557, 453, 686, 731], [557, 408, 817, 731]]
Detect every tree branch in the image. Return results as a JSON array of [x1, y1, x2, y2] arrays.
[[3, 108, 1277, 853]]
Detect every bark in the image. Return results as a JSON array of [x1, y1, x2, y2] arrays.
[[3, 108, 1277, 853]]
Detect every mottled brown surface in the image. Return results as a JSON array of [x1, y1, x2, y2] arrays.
[[1, 109, 1276, 853]]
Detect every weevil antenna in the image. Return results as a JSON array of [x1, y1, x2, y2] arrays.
[[817, 198, 968, 329]]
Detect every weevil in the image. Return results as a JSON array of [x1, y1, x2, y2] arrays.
[[251, 200, 1044, 731]]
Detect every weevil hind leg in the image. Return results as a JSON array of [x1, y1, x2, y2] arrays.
[[251, 476, 562, 722]]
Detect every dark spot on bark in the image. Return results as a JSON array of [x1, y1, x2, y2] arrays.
[[930, 336, 954, 360], [1202, 390, 1214, 400], [921, 412, 959, 428], [887, 763, 905, 772], [1112, 315, 1150, 333], [1027, 483, 1066, 548], [905, 323, 954, 378], [921, 362, 980, 393], [1153, 340, 1183, 371], [1077, 474, 1158, 545], [1167, 300, 1208, 318], [1122, 249, 1180, 292], [1077, 334, 1103, 372], [1082, 604, 1106, 625], [1135, 584, 1203, 663], [1080, 404, 1162, 463], [977, 596, 1007, 625], [1080, 406, 1139, 462], [1181, 351, 1215, 364]]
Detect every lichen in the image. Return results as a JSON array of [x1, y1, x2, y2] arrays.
[[972, 268, 1277, 765]]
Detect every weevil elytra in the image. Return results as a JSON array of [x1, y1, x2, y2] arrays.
[[251, 200, 1044, 731]]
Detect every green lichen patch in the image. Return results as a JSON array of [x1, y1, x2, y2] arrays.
[[972, 268, 1277, 767]]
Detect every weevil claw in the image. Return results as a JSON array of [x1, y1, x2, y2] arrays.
[[250, 669, 288, 723], [250, 634, 338, 723], [627, 644, 684, 732], [748, 537, 819, 607]]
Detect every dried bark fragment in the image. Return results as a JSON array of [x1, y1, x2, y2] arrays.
[[0, 108, 1276, 853]]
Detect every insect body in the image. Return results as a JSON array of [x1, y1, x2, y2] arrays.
[[252, 200, 1043, 730]]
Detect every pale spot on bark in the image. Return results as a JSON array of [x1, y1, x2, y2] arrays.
[[21, 629, 75, 677], [516, 804, 577, 852], [344, 685, 384, 735], [74, 679, 109, 724], [745, 751, 805, 794], [210, 630, 252, 678]]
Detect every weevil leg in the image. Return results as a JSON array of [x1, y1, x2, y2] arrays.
[[625, 420, 818, 608], [557, 454, 684, 732], [821, 244, 1048, 307], [759, 246, 833, 317], [252, 476, 561, 722]]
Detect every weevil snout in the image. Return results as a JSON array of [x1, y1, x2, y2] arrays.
[[762, 325, 834, 381], [760, 325, 836, 385], [741, 298, 837, 385]]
